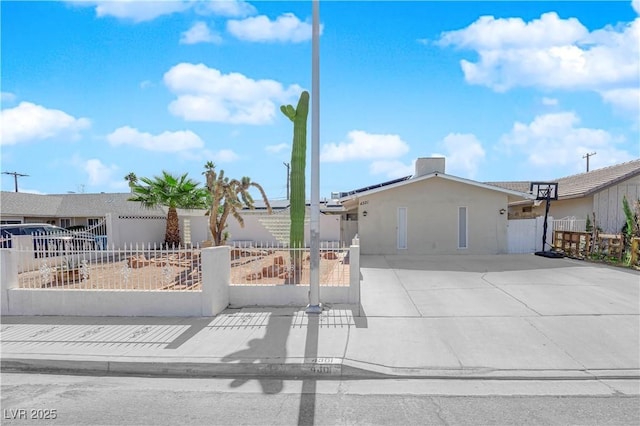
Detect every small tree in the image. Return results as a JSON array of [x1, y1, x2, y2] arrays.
[[204, 162, 271, 246], [124, 172, 138, 193], [129, 171, 208, 247], [622, 196, 640, 250]]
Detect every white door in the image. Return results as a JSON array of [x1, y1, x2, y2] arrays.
[[397, 207, 407, 250]]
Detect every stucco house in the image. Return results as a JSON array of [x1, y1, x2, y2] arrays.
[[339, 158, 534, 255], [0, 192, 213, 247], [0, 192, 345, 247], [489, 159, 640, 234]]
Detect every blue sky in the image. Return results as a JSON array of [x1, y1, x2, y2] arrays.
[[1, 0, 639, 200]]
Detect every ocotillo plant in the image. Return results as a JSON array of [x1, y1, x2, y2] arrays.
[[281, 91, 309, 282]]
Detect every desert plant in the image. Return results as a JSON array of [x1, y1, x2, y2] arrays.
[[281, 91, 309, 281], [622, 196, 640, 251], [129, 171, 208, 247], [203, 162, 271, 246], [124, 172, 138, 193]]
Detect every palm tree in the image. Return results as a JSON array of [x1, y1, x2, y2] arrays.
[[204, 162, 272, 246], [124, 172, 138, 193], [129, 171, 208, 247]]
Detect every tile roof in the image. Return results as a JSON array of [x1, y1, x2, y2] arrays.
[[486, 158, 640, 199], [0, 192, 198, 217], [1, 192, 342, 218]]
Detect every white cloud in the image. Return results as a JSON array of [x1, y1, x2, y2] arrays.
[[71, 0, 256, 22], [186, 148, 239, 163], [1, 102, 90, 146], [71, 0, 191, 23], [600, 88, 640, 116], [321, 130, 410, 162], [140, 80, 153, 89], [197, 0, 256, 17], [438, 12, 640, 113], [83, 159, 118, 186], [436, 133, 486, 179], [227, 13, 317, 43], [369, 160, 415, 179], [106, 126, 205, 152], [542, 97, 558, 106], [633, 0, 640, 15], [439, 13, 588, 51], [163, 62, 302, 125], [212, 148, 239, 162], [180, 21, 222, 45], [1, 92, 16, 103], [499, 111, 633, 170], [266, 143, 289, 154]]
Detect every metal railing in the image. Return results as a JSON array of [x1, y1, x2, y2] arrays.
[[14, 239, 202, 291], [229, 241, 350, 286], [552, 217, 587, 232], [10, 234, 352, 290]]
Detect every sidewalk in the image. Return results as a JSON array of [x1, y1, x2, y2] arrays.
[[2, 306, 639, 380], [2, 255, 639, 381]]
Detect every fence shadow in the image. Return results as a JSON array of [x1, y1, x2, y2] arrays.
[[0, 316, 212, 350]]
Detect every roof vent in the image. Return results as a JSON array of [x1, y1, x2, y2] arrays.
[[414, 157, 445, 178]]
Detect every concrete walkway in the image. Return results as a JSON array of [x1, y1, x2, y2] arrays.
[[2, 255, 639, 381]]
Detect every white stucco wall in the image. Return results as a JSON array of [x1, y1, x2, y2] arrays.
[[357, 177, 510, 255], [548, 197, 594, 223], [224, 211, 341, 245]]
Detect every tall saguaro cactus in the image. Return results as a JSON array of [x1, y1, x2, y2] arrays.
[[281, 91, 309, 281]]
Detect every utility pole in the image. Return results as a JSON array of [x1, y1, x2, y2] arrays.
[[2, 171, 29, 192], [583, 152, 596, 172], [283, 162, 290, 200], [307, 0, 321, 314]]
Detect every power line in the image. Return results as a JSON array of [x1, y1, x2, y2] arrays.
[[2, 171, 29, 192]]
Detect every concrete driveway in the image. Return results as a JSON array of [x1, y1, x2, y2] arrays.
[[353, 254, 640, 373], [359, 254, 639, 318]]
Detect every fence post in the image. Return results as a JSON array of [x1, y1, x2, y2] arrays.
[[201, 246, 230, 316], [348, 243, 360, 308], [631, 238, 640, 266], [1, 249, 19, 314]]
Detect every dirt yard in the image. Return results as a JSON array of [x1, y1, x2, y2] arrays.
[[17, 248, 350, 290]]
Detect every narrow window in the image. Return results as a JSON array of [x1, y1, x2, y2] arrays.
[[458, 207, 467, 249], [397, 207, 407, 250]]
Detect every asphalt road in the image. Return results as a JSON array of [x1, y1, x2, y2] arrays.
[[2, 373, 639, 426]]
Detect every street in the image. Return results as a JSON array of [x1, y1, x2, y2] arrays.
[[2, 373, 639, 425]]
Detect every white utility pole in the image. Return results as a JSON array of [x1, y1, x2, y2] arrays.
[[307, 0, 321, 314]]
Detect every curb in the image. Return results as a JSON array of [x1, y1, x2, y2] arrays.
[[3, 357, 640, 381]]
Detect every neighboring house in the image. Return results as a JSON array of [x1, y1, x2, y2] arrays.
[[0, 192, 346, 247], [0, 192, 208, 247], [489, 159, 640, 234], [338, 158, 534, 255]]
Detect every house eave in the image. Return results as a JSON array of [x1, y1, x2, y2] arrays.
[[340, 173, 535, 202]]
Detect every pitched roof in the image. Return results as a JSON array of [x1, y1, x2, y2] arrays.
[[340, 172, 534, 201], [486, 158, 640, 200], [0, 192, 201, 218], [1, 192, 342, 218]]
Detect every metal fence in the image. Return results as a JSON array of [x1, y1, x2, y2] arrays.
[[229, 241, 350, 286], [552, 217, 587, 233], [14, 240, 202, 291]]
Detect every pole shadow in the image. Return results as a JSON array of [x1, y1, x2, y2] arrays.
[[220, 309, 295, 394], [297, 313, 319, 426]]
